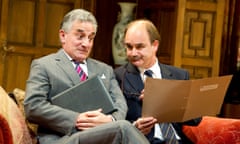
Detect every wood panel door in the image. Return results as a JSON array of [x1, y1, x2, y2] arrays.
[[174, 0, 225, 79], [0, 0, 95, 92]]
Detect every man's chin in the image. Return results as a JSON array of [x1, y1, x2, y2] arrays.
[[78, 53, 88, 58], [131, 61, 142, 67], [75, 55, 88, 62]]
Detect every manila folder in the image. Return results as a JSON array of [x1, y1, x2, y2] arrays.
[[142, 75, 232, 122], [51, 76, 117, 114]]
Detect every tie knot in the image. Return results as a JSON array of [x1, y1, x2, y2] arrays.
[[144, 70, 153, 77], [72, 60, 84, 65]]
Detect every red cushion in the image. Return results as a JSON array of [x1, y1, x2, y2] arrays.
[[0, 114, 13, 144], [0, 87, 33, 144], [183, 116, 240, 144]]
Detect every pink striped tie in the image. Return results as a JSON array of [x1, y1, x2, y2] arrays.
[[75, 63, 87, 81]]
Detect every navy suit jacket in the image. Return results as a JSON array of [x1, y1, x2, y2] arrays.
[[115, 62, 201, 144]]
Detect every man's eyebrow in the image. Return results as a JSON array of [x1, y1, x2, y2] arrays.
[[124, 42, 143, 45], [76, 29, 96, 36], [76, 29, 84, 33]]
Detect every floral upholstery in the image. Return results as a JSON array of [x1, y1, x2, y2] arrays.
[[12, 88, 38, 136], [0, 87, 33, 144]]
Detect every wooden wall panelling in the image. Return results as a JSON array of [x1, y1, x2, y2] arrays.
[[0, 0, 96, 92], [79, 0, 96, 14], [44, 1, 74, 48], [174, 0, 225, 79], [0, 0, 8, 87]]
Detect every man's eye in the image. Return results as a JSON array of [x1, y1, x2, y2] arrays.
[[135, 44, 145, 49], [124, 44, 132, 49], [78, 35, 84, 39], [89, 36, 95, 41]]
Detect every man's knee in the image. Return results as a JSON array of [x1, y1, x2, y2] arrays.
[[115, 120, 134, 130]]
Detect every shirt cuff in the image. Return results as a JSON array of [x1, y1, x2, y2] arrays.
[[108, 115, 116, 121]]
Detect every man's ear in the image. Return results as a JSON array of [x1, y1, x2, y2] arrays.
[[59, 29, 66, 43], [152, 40, 159, 52]]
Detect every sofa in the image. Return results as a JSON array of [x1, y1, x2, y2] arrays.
[[1, 86, 240, 144], [0, 87, 37, 144]]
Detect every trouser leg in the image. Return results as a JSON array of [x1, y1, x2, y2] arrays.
[[62, 120, 149, 144], [118, 120, 150, 144]]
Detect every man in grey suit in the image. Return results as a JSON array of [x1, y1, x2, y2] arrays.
[[24, 9, 149, 144], [114, 19, 201, 144]]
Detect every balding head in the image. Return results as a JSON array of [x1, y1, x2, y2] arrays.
[[124, 19, 161, 44]]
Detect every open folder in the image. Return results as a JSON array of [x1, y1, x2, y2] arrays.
[[51, 76, 117, 114], [142, 75, 232, 122]]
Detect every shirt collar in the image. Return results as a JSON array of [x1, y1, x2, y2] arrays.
[[63, 50, 88, 75], [139, 58, 162, 79], [63, 50, 87, 64]]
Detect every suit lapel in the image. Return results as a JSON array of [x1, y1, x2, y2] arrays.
[[86, 58, 100, 78], [124, 63, 144, 94], [55, 49, 80, 85], [159, 63, 174, 79]]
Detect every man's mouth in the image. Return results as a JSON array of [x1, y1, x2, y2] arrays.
[[129, 56, 141, 62]]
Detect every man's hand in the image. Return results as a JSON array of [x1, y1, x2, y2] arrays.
[[139, 90, 144, 100], [133, 117, 157, 135], [75, 109, 113, 130]]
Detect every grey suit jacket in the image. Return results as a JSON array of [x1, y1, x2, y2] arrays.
[[24, 49, 127, 142]]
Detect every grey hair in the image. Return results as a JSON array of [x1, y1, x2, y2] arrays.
[[60, 9, 98, 33]]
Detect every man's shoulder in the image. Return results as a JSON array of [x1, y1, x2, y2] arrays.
[[33, 49, 62, 62], [31, 54, 56, 67], [87, 58, 112, 69], [159, 63, 189, 79], [160, 63, 188, 73], [114, 64, 126, 71], [114, 63, 130, 73]]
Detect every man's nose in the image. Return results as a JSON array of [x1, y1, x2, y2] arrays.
[[130, 48, 138, 55], [81, 37, 91, 46]]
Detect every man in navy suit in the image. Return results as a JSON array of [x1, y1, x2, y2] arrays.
[[114, 19, 201, 144]]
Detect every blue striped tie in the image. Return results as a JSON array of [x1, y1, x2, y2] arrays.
[[159, 123, 179, 144], [144, 70, 153, 77]]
